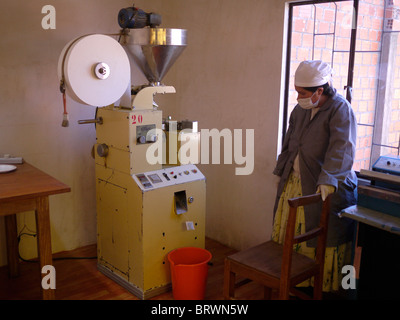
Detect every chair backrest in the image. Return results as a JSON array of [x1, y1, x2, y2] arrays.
[[280, 193, 332, 284]]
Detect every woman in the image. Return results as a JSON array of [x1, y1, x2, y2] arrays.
[[272, 60, 357, 292]]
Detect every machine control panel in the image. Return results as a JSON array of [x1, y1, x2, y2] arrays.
[[133, 164, 205, 191], [373, 156, 400, 176]]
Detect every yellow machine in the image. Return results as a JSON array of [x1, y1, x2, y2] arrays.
[[94, 103, 206, 299], [58, 8, 206, 299]]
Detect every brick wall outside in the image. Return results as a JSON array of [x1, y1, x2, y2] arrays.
[[289, 0, 400, 171], [387, 0, 400, 159]]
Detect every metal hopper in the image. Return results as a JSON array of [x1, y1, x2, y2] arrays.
[[121, 28, 187, 85]]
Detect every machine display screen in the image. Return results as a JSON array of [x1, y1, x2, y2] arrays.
[[136, 174, 152, 188], [148, 174, 162, 184]]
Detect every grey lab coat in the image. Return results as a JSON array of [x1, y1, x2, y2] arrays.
[[273, 90, 357, 247]]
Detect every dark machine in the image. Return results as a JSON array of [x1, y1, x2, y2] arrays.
[[118, 6, 162, 29], [342, 156, 400, 299]]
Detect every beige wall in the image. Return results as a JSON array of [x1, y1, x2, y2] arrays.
[[0, 0, 287, 267]]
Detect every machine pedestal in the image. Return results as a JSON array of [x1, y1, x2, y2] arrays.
[[96, 164, 206, 299]]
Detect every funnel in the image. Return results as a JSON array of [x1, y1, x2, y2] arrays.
[[122, 28, 187, 85]]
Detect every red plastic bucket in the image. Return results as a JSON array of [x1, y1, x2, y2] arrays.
[[168, 247, 212, 300]]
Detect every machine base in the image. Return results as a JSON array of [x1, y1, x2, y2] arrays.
[[97, 263, 172, 300]]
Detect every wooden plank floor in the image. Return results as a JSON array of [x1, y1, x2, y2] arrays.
[[0, 237, 346, 300], [0, 238, 268, 300]]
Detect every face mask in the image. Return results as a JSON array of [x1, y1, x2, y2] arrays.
[[297, 91, 319, 109]]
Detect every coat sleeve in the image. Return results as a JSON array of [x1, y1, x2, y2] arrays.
[[317, 101, 357, 189]]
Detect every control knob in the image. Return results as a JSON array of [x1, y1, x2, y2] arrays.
[[137, 136, 146, 144], [147, 134, 157, 143]]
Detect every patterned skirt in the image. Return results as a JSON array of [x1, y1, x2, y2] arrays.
[[272, 171, 351, 292]]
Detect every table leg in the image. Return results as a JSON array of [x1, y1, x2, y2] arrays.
[[4, 214, 19, 278], [35, 196, 55, 300], [353, 222, 362, 280]]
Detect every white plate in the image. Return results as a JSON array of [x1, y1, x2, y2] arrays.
[[0, 165, 17, 173]]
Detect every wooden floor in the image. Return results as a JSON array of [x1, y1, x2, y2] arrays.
[[0, 238, 345, 300], [0, 238, 271, 300]]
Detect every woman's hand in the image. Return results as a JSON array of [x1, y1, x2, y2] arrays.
[[316, 184, 335, 201]]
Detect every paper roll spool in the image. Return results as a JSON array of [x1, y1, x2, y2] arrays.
[[58, 34, 130, 107]]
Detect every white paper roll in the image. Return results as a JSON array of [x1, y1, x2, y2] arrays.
[[58, 34, 130, 107]]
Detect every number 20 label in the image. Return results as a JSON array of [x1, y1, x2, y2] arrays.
[[132, 115, 143, 124]]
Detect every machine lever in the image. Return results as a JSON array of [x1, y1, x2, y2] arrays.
[[78, 117, 103, 125]]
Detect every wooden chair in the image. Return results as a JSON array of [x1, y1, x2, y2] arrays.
[[223, 193, 332, 300]]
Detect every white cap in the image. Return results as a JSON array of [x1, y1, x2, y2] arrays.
[[294, 60, 332, 87]]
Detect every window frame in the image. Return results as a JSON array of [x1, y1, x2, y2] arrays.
[[281, 0, 359, 158], [282, 0, 359, 143], [283, 0, 400, 172]]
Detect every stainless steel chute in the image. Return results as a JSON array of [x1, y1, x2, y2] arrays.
[[121, 28, 187, 85]]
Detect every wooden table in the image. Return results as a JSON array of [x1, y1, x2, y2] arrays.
[[0, 162, 70, 299]]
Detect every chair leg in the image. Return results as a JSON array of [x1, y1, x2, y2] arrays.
[[313, 274, 323, 300], [264, 287, 272, 300], [223, 259, 236, 300], [278, 283, 290, 300]]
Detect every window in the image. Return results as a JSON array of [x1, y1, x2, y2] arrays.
[[284, 0, 400, 171]]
